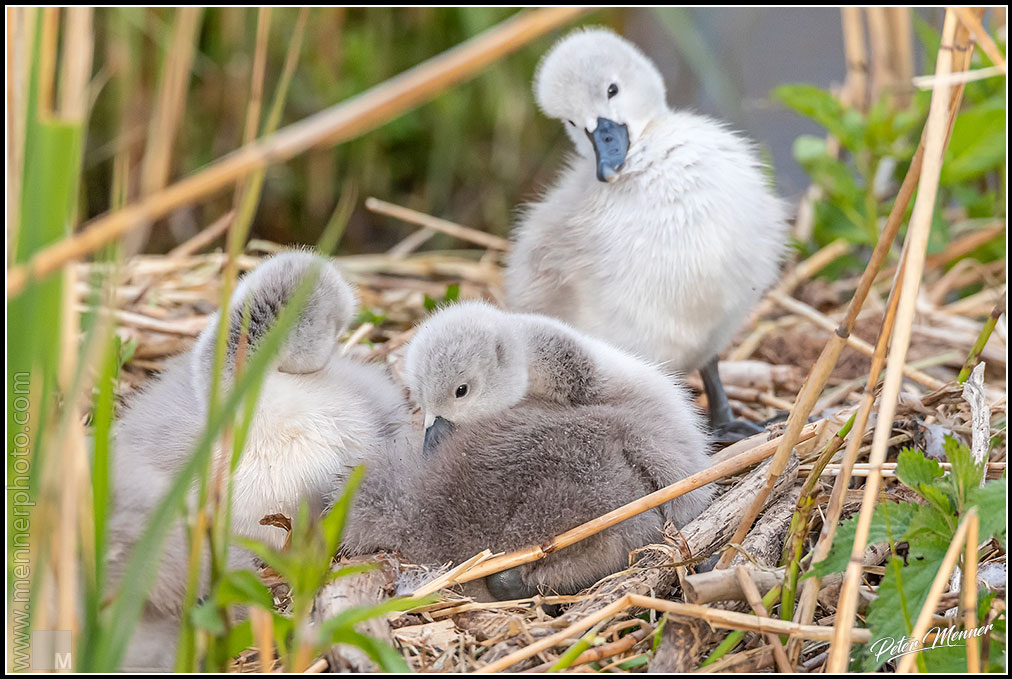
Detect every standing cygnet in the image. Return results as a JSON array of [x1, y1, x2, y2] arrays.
[[107, 251, 412, 669], [344, 398, 698, 602], [505, 28, 790, 442]]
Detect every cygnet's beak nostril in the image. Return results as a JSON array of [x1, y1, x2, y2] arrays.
[[586, 117, 629, 184]]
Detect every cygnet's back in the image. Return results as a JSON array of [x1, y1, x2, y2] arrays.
[[345, 396, 708, 600]]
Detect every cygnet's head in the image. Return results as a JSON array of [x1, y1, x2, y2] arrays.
[[404, 301, 529, 432], [534, 28, 667, 183], [194, 251, 357, 384]]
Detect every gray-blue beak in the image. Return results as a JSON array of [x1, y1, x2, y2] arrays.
[[423, 416, 455, 456], [586, 117, 629, 183]]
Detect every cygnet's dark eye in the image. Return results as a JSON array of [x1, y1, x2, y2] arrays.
[[567, 119, 576, 127], [455, 384, 469, 398], [607, 83, 619, 99]]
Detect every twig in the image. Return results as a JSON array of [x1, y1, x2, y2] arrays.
[[829, 11, 962, 669], [735, 567, 792, 672], [366, 197, 511, 252], [895, 509, 978, 673], [6, 7, 588, 297]]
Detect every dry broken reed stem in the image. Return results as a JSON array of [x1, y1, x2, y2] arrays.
[[735, 567, 792, 673], [365, 197, 512, 252], [894, 508, 978, 673], [476, 593, 872, 673], [457, 422, 820, 584], [6, 7, 587, 298], [715, 7, 980, 572], [952, 6, 1007, 74], [828, 10, 961, 670]]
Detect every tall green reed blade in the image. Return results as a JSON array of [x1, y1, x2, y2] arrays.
[[7, 7, 88, 631], [174, 9, 311, 669]]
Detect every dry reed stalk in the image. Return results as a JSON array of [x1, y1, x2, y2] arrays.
[[894, 508, 978, 673], [242, 8, 272, 147], [768, 289, 945, 390], [476, 593, 872, 673], [38, 7, 59, 116], [953, 6, 1007, 73], [963, 511, 981, 673], [839, 7, 868, 111], [125, 7, 204, 255], [828, 10, 962, 669], [6, 7, 588, 297], [714, 7, 981, 572], [865, 7, 894, 104], [457, 426, 817, 584], [250, 607, 275, 672], [735, 567, 792, 672], [167, 211, 236, 257], [407, 549, 494, 600], [365, 197, 512, 252], [304, 657, 328, 673], [887, 7, 915, 107]]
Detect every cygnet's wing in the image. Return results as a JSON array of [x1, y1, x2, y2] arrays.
[[344, 401, 667, 598]]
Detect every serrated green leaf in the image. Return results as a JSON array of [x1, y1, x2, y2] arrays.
[[904, 502, 956, 545], [808, 501, 915, 579], [862, 545, 948, 671], [968, 478, 1008, 548], [897, 447, 944, 489]]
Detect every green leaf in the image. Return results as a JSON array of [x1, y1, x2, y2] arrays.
[[772, 84, 864, 150], [808, 501, 915, 578], [941, 101, 1006, 185], [191, 600, 226, 636], [968, 478, 1008, 548], [861, 544, 948, 671], [215, 570, 275, 609], [326, 628, 410, 673], [896, 447, 944, 489]]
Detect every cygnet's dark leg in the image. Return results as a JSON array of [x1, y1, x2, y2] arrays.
[[700, 356, 764, 444]]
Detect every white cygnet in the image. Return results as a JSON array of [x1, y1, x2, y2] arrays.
[[505, 28, 790, 442], [343, 301, 711, 601], [107, 251, 412, 669]]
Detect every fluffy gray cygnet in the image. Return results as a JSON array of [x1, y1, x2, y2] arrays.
[[342, 301, 711, 601], [505, 28, 790, 442], [107, 251, 412, 669]]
